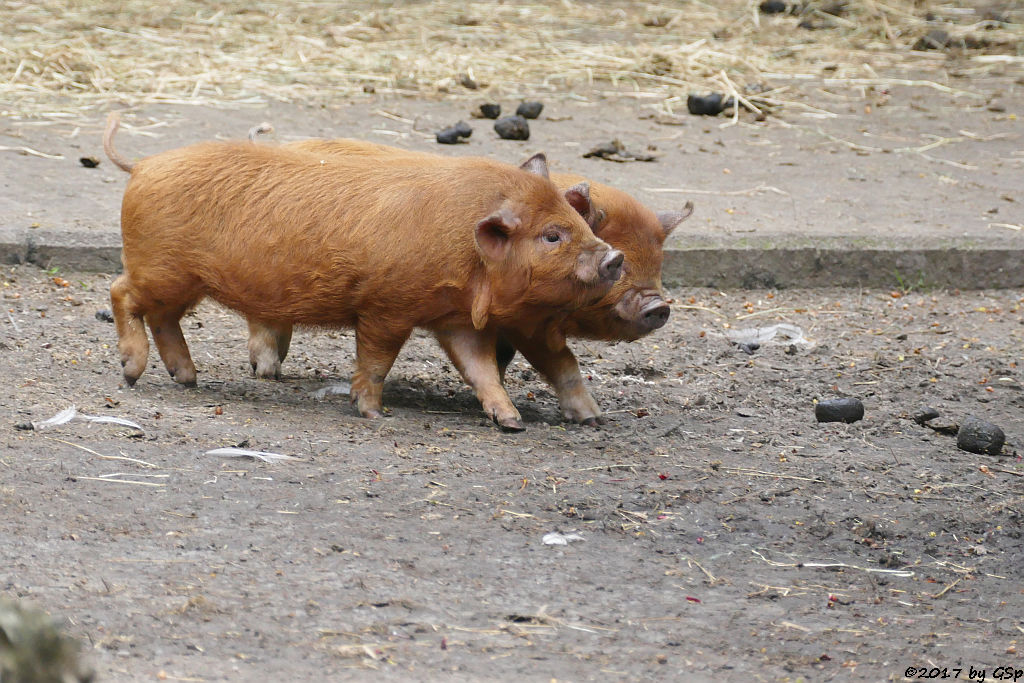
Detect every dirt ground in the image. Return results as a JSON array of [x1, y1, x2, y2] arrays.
[[2, 24, 1024, 679], [1, 258, 1022, 680]]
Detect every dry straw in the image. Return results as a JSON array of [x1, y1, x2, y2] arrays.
[[1, 1, 1021, 117]]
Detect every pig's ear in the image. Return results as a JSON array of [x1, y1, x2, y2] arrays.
[[475, 206, 521, 263], [519, 153, 549, 179], [656, 200, 694, 237], [564, 182, 592, 221]]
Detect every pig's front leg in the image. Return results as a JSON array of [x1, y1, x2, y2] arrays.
[[435, 327, 525, 432], [504, 330, 605, 426], [351, 322, 411, 419]]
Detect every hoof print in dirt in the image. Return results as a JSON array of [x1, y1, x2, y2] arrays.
[[516, 101, 544, 119], [582, 139, 658, 163], [815, 398, 864, 424], [95, 308, 114, 323], [477, 103, 501, 119], [436, 121, 472, 144], [687, 93, 733, 116], [79, 156, 100, 168], [494, 115, 530, 141], [956, 416, 1005, 456]]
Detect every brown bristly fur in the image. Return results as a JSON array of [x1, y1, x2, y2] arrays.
[[247, 135, 693, 424], [105, 114, 617, 429]]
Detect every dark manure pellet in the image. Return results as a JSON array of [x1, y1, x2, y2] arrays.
[[95, 309, 114, 323], [759, 1, 787, 14], [815, 398, 865, 424], [436, 121, 472, 144], [956, 416, 1005, 455], [516, 101, 544, 119], [479, 103, 501, 119], [494, 115, 530, 141], [687, 93, 732, 116]]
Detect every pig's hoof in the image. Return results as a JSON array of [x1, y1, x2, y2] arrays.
[[170, 370, 198, 387], [361, 409, 383, 419], [253, 360, 282, 380], [123, 374, 138, 387], [497, 416, 525, 432], [581, 416, 606, 427]]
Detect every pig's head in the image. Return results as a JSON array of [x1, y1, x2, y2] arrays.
[[558, 180, 693, 341], [471, 154, 623, 330]]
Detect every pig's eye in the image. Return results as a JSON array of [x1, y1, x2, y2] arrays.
[[543, 230, 562, 244]]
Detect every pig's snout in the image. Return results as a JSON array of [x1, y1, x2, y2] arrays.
[[640, 299, 670, 331], [599, 249, 624, 283]]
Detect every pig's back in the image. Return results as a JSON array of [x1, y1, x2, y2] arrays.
[[119, 142, 509, 325]]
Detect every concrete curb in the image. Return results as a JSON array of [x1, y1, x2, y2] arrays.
[[2, 228, 1021, 289], [663, 246, 1024, 290], [0, 228, 122, 273]]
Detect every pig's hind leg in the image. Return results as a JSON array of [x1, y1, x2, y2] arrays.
[[506, 331, 605, 426], [350, 321, 411, 419], [110, 274, 150, 385], [147, 307, 198, 386], [435, 327, 525, 432], [247, 318, 293, 379]]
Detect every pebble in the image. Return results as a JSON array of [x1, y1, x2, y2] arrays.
[[956, 416, 1005, 455], [79, 157, 100, 168], [95, 309, 114, 323], [494, 116, 530, 141], [815, 398, 864, 424], [436, 121, 472, 144], [913, 29, 949, 51], [478, 103, 501, 119], [911, 406, 940, 426], [516, 101, 544, 119]]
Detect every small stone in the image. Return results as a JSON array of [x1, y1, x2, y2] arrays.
[[815, 398, 865, 424], [478, 103, 501, 119], [95, 309, 114, 323], [912, 406, 940, 426], [494, 115, 530, 141], [459, 74, 478, 90], [79, 156, 100, 168], [516, 101, 544, 119], [362, 84, 376, 94], [913, 29, 949, 51], [956, 416, 1005, 455]]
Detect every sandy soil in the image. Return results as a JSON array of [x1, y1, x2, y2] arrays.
[[1, 260, 1022, 681]]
